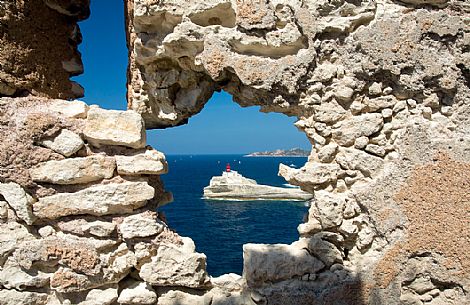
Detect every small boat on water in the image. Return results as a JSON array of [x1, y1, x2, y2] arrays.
[[203, 164, 312, 201]]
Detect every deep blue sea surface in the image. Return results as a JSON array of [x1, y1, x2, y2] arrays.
[[159, 155, 309, 276]]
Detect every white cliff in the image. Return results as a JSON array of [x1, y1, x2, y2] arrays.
[[203, 170, 313, 201]]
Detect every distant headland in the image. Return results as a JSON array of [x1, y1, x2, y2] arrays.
[[244, 148, 310, 157]]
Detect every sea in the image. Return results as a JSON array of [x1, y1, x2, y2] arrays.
[[159, 154, 309, 277]]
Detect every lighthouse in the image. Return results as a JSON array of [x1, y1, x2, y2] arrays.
[[226, 163, 231, 172]]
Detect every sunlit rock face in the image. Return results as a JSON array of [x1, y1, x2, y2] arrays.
[[0, 0, 89, 99], [127, 0, 470, 304], [0, 0, 469, 304], [0, 97, 203, 304]]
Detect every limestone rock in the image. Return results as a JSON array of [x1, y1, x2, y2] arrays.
[[116, 149, 168, 175], [84, 108, 146, 149], [334, 87, 354, 103], [0, 289, 48, 305], [57, 219, 116, 238], [408, 277, 435, 294], [356, 225, 374, 251], [363, 96, 397, 112], [243, 243, 324, 287], [211, 273, 244, 292], [279, 162, 341, 191], [33, 181, 155, 219], [48, 100, 89, 118], [398, 0, 448, 7], [155, 289, 207, 305], [37, 225, 55, 237], [12, 237, 100, 276], [101, 243, 137, 284], [203, 170, 313, 201], [297, 218, 322, 236], [139, 238, 209, 288], [0, 182, 36, 225], [332, 113, 384, 146], [117, 280, 158, 304], [0, 221, 35, 265], [336, 148, 384, 178], [368, 82, 382, 96], [118, 211, 165, 239], [41, 129, 84, 157], [50, 268, 93, 293], [307, 237, 343, 267], [313, 191, 346, 229], [311, 101, 347, 124], [365, 144, 386, 157], [30, 155, 115, 185], [79, 285, 119, 305], [56, 232, 117, 251], [0, 257, 51, 290], [317, 143, 338, 163]]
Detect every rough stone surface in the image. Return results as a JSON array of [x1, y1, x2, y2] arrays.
[[84, 107, 146, 149], [0, 289, 48, 305], [0, 98, 214, 304], [30, 155, 116, 185], [40, 129, 84, 157], [139, 238, 210, 288], [117, 280, 158, 304], [1, 0, 470, 303], [0, 0, 89, 98], [125, 0, 470, 304], [57, 219, 116, 238], [0, 182, 36, 225], [33, 180, 155, 219], [116, 148, 168, 175], [118, 211, 165, 239], [243, 243, 324, 287]]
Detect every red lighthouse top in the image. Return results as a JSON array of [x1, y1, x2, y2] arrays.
[[226, 163, 231, 172]]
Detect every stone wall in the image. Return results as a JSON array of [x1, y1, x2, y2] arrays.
[[126, 0, 470, 304], [0, 97, 230, 304], [0, 0, 89, 99], [0, 0, 469, 304]]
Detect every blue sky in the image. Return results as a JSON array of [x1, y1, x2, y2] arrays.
[[73, 1, 309, 154]]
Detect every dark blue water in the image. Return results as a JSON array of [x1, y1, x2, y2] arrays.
[[159, 155, 309, 276]]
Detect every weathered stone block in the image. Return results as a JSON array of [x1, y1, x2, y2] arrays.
[[116, 149, 168, 175], [84, 108, 146, 149], [41, 129, 84, 157], [48, 99, 89, 118], [117, 280, 158, 305], [139, 238, 209, 288], [332, 113, 384, 146], [0, 289, 48, 305], [30, 155, 115, 185], [57, 219, 116, 238], [0, 182, 36, 225], [33, 181, 154, 219], [243, 243, 324, 287], [279, 162, 341, 191], [118, 212, 165, 239]]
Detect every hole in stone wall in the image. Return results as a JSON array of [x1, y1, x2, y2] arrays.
[[71, 1, 312, 277], [149, 91, 312, 276]]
